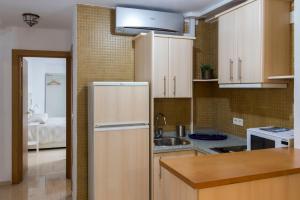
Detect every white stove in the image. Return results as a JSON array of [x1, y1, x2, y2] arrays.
[[247, 127, 294, 151]]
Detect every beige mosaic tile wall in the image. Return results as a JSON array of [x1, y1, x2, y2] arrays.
[[193, 21, 218, 130], [193, 21, 218, 79], [194, 83, 294, 137], [193, 83, 215, 129], [193, 20, 294, 137], [213, 83, 294, 137], [76, 5, 134, 199], [154, 99, 191, 131]]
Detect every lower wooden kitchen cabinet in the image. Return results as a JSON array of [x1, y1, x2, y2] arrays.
[[153, 151, 197, 200], [161, 169, 197, 200]]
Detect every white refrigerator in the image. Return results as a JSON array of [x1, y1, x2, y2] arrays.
[[88, 82, 149, 200]]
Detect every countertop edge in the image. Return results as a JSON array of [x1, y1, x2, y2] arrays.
[[160, 149, 300, 189]]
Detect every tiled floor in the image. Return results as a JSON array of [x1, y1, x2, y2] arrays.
[[0, 149, 71, 200]]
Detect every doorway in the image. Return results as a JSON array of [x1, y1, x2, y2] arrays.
[[11, 50, 72, 189], [25, 57, 67, 186]]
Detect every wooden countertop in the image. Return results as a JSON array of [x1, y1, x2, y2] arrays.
[[160, 148, 300, 189]]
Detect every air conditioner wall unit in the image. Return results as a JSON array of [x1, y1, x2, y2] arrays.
[[116, 7, 184, 35]]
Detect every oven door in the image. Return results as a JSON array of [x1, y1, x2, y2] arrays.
[[247, 131, 277, 150], [247, 130, 291, 151], [250, 134, 276, 150]]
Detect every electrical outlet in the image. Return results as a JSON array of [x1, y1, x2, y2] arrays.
[[233, 117, 244, 126]]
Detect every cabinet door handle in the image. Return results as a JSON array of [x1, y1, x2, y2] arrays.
[[238, 58, 242, 81], [229, 59, 234, 81], [173, 76, 176, 96], [159, 157, 162, 179], [163, 76, 166, 97]]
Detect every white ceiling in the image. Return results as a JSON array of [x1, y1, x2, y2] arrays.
[[0, 0, 225, 29]]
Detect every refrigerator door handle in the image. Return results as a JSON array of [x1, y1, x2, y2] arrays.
[[95, 121, 149, 128], [94, 123, 149, 132]]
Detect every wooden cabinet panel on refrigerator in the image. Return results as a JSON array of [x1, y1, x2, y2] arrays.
[[93, 128, 149, 200], [93, 84, 149, 126], [88, 82, 150, 200], [169, 38, 193, 98]]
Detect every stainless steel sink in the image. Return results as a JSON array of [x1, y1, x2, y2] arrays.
[[154, 137, 191, 146]]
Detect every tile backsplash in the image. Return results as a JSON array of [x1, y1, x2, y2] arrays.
[[194, 83, 294, 137], [154, 98, 191, 131], [193, 20, 218, 79]]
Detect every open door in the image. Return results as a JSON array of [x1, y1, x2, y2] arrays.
[[11, 55, 29, 183], [12, 50, 72, 184], [66, 56, 72, 179], [22, 58, 29, 176]]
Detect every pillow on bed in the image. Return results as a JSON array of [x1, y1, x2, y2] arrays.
[[29, 113, 48, 124]]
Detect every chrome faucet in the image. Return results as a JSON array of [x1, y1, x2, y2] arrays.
[[154, 113, 167, 138]]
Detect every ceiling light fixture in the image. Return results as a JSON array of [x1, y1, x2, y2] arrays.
[[22, 13, 40, 27]]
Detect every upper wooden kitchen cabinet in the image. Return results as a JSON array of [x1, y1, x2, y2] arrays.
[[218, 0, 291, 87], [134, 32, 194, 98], [169, 38, 193, 97], [218, 10, 237, 84]]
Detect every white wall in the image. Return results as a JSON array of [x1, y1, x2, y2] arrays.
[[45, 73, 66, 117], [0, 28, 14, 183], [26, 57, 66, 114], [0, 26, 71, 182], [295, 1, 300, 148]]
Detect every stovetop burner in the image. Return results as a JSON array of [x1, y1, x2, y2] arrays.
[[210, 145, 247, 153], [189, 132, 227, 141]]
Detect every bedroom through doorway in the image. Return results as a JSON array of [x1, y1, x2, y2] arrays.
[[11, 50, 72, 199], [25, 57, 70, 198], [25, 57, 67, 184]]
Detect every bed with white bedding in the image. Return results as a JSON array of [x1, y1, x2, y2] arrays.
[[28, 117, 66, 150]]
